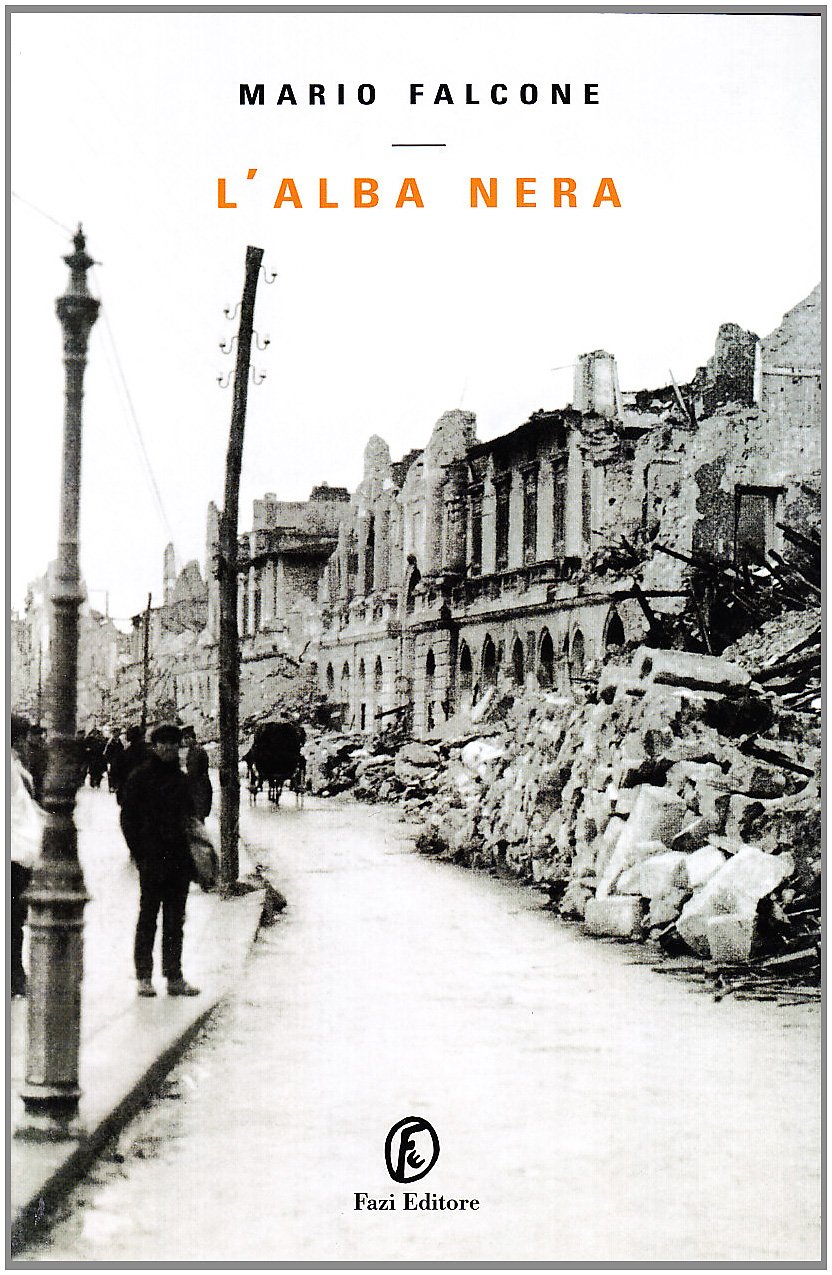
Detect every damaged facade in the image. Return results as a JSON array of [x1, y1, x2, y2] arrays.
[[316, 286, 821, 740], [113, 485, 351, 731], [304, 284, 820, 973]]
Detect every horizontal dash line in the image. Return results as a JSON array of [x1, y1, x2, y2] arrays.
[[391, 143, 447, 148]]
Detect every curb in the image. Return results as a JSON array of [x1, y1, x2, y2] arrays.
[[10, 883, 269, 1258]]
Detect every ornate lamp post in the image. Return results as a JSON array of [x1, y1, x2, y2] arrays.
[[18, 226, 99, 1138]]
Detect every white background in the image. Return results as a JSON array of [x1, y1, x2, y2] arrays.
[[9, 9, 822, 622]]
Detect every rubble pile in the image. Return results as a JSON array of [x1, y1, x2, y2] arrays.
[[304, 731, 367, 796], [413, 647, 819, 971], [304, 717, 433, 800]]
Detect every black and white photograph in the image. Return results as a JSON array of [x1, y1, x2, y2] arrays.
[[8, 5, 822, 1265]]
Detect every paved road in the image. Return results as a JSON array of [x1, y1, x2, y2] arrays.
[[26, 796, 820, 1263]]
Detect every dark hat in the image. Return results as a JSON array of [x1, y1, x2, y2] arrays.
[[150, 723, 182, 745]]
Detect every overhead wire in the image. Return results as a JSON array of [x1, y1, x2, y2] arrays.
[[90, 272, 178, 549], [13, 191, 193, 593], [11, 191, 73, 235]]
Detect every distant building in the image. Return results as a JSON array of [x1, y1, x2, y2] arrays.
[[13, 567, 129, 729], [114, 485, 352, 733]]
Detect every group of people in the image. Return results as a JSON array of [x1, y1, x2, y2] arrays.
[[72, 723, 213, 816], [10, 714, 214, 1001]]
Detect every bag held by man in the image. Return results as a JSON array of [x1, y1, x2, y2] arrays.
[[188, 818, 218, 891]]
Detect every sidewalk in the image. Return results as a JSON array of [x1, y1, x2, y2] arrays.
[[10, 784, 266, 1254]]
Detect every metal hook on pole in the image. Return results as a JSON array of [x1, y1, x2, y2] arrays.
[[220, 334, 238, 355], [217, 370, 232, 388], [254, 332, 270, 351], [260, 265, 277, 284], [223, 302, 241, 321], [251, 367, 267, 385]]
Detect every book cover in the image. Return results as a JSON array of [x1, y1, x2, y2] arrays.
[[9, 5, 822, 1266]]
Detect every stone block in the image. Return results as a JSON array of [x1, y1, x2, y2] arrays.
[[460, 738, 505, 773], [727, 758, 788, 799], [613, 788, 638, 816], [684, 845, 727, 889], [614, 864, 643, 895], [593, 815, 627, 879], [671, 813, 722, 852], [397, 742, 439, 767], [646, 888, 688, 927], [616, 752, 648, 787], [635, 649, 751, 694], [639, 850, 688, 897], [560, 880, 592, 919], [584, 896, 643, 938], [708, 834, 759, 856], [706, 914, 755, 964], [676, 846, 793, 956]]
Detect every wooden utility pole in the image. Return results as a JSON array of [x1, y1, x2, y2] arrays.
[[140, 592, 152, 729], [218, 245, 264, 888]]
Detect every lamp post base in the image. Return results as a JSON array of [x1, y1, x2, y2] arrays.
[[16, 1087, 85, 1142]]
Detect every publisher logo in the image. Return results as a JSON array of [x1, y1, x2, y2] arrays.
[[385, 1116, 440, 1184]]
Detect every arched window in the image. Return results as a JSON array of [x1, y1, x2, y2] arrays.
[[482, 635, 497, 686], [358, 658, 366, 685], [570, 630, 585, 678], [538, 629, 554, 688], [459, 642, 473, 692], [511, 637, 524, 686], [341, 661, 350, 695], [425, 649, 437, 732], [326, 662, 335, 692], [605, 609, 626, 649], [373, 656, 383, 694]]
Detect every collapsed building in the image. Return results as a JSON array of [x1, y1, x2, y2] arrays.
[[308, 285, 820, 974], [316, 285, 821, 740]]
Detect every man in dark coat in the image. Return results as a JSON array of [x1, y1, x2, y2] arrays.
[[119, 723, 200, 998], [181, 725, 213, 822], [23, 725, 48, 805], [86, 727, 107, 788], [118, 725, 148, 805], [104, 727, 125, 795]]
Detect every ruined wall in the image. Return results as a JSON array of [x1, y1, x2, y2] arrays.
[[760, 285, 822, 435], [591, 393, 820, 600], [687, 406, 821, 560]]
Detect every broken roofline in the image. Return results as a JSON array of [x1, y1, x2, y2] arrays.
[[466, 408, 582, 461]]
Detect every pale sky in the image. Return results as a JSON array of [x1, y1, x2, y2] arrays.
[[9, 8, 822, 622]]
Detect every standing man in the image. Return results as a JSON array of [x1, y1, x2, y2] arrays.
[[23, 724, 48, 805], [181, 725, 213, 822], [104, 727, 125, 796], [118, 724, 147, 804], [119, 723, 200, 998], [86, 726, 107, 788]]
